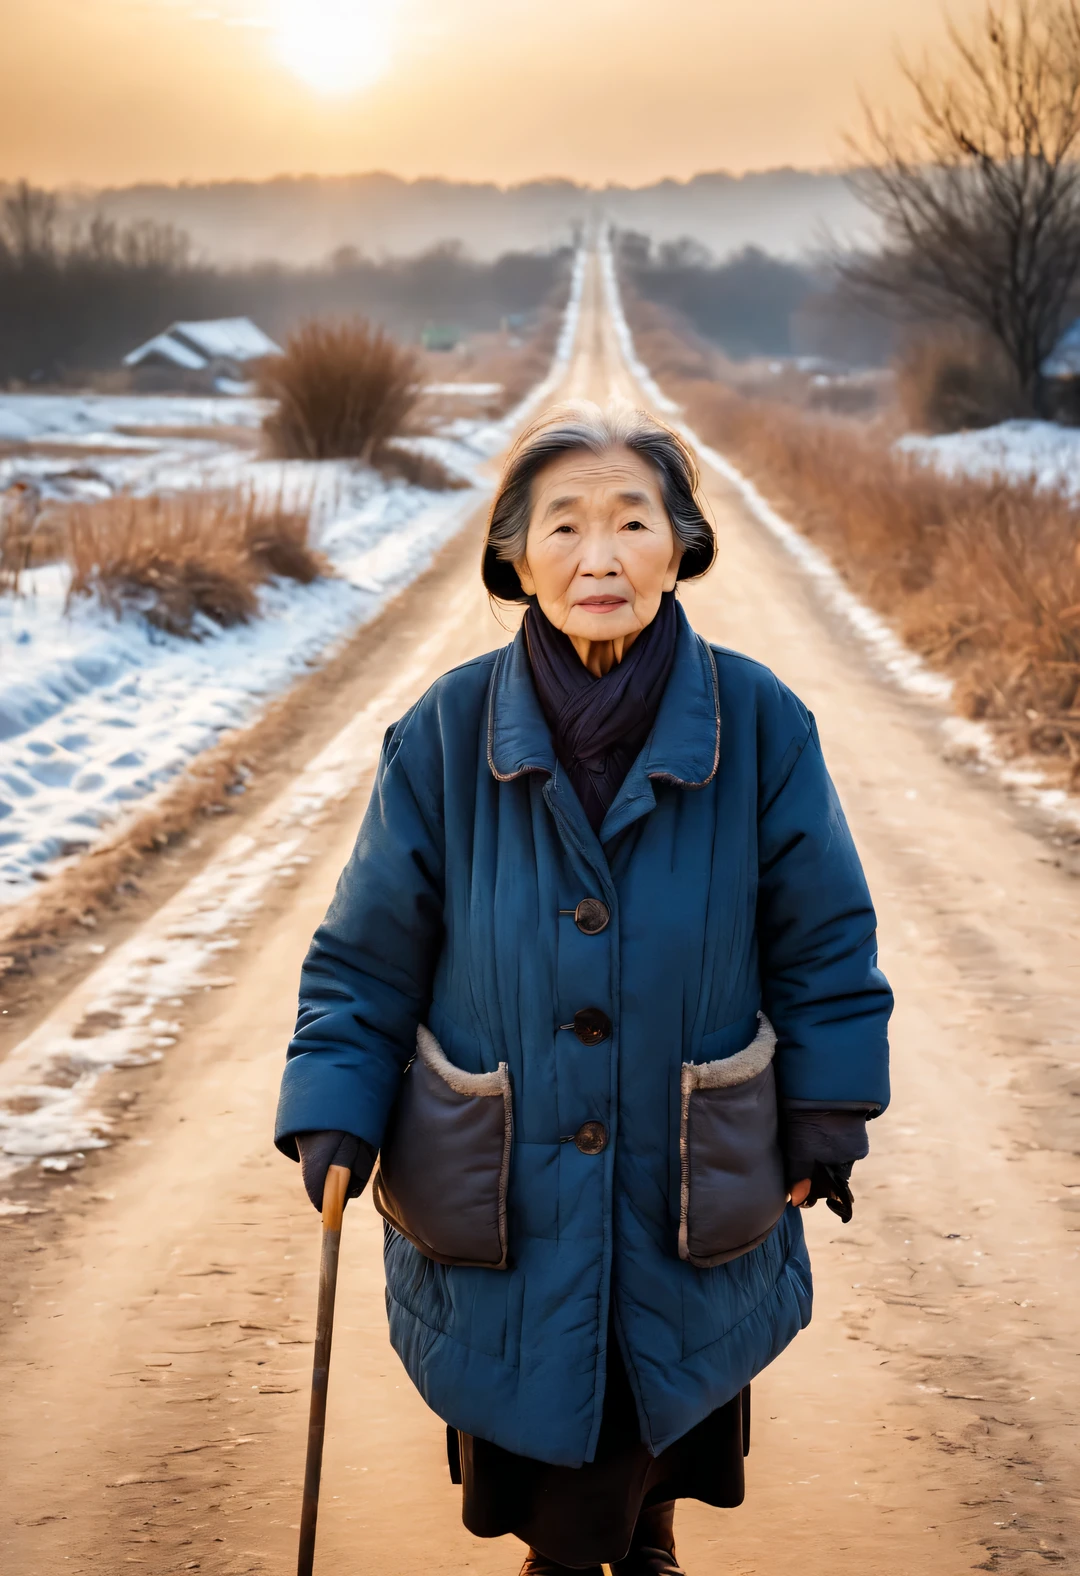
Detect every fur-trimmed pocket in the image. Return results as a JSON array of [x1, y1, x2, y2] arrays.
[[372, 1025, 512, 1269], [679, 1014, 787, 1268]]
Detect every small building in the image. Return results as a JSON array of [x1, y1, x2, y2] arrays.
[[123, 318, 282, 392], [1041, 316, 1080, 423], [421, 324, 461, 353]]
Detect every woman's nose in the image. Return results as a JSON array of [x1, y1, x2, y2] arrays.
[[578, 534, 621, 577]]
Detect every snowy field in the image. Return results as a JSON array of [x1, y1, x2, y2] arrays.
[[0, 249, 585, 904], [897, 418, 1080, 497], [0, 392, 266, 445], [0, 393, 271, 505]]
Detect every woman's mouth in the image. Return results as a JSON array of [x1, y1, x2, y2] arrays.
[[576, 596, 627, 614]]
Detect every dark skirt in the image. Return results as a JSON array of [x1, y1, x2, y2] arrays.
[[448, 1339, 748, 1568]]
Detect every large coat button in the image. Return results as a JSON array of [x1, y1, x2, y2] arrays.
[[574, 1121, 607, 1155], [572, 1007, 611, 1045], [574, 898, 610, 935]]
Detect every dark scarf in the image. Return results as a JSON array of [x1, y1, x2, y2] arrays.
[[524, 592, 679, 833]]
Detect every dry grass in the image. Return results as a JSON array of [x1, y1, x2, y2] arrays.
[[628, 295, 888, 416], [410, 306, 568, 434], [895, 329, 1025, 434], [626, 308, 1080, 783], [624, 298, 719, 384], [374, 440, 470, 491], [473, 305, 566, 411], [65, 489, 325, 637], [113, 423, 263, 448], [258, 318, 420, 463], [1, 484, 67, 590]]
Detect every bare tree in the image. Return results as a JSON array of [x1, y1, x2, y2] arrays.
[[1, 181, 59, 262], [846, 0, 1080, 406]]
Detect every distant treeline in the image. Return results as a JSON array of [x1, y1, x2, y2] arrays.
[[42, 169, 871, 267], [0, 184, 571, 385], [616, 232, 894, 367]]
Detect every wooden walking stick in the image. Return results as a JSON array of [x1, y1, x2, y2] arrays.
[[297, 1162, 351, 1576]]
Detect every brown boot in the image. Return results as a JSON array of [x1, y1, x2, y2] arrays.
[[518, 1552, 603, 1576], [610, 1500, 685, 1576]]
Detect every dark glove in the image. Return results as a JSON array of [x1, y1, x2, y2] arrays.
[[295, 1130, 377, 1212], [801, 1159, 855, 1223], [784, 1109, 870, 1225]]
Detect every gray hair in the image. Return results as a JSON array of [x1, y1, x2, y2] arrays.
[[481, 399, 716, 602]]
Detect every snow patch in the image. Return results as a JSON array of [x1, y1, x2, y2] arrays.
[[423, 382, 504, 397], [897, 420, 1080, 498], [0, 392, 268, 444]]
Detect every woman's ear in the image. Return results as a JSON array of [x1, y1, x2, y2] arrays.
[[516, 558, 536, 596], [663, 544, 683, 593]]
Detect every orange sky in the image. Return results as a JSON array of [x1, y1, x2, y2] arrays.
[[2, 0, 985, 189]]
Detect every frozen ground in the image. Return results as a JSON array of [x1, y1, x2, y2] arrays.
[[0, 478, 476, 903], [0, 394, 271, 504], [0, 250, 585, 904], [897, 418, 1080, 497], [0, 392, 267, 444]]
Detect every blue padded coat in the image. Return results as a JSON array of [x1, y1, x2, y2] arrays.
[[275, 604, 892, 1467]]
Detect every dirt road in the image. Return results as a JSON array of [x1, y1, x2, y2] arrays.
[[3, 256, 1079, 1576]]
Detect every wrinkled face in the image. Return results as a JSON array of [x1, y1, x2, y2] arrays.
[[515, 446, 682, 644]]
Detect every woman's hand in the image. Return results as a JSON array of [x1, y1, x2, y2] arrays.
[[784, 1109, 869, 1223], [790, 1161, 856, 1223], [295, 1130, 377, 1211]]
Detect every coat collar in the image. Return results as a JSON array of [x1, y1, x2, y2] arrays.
[[486, 601, 720, 795]]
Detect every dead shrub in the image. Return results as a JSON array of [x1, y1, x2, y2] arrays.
[[632, 307, 1080, 782], [374, 440, 470, 492], [895, 329, 1025, 433], [1, 483, 67, 591], [258, 318, 420, 461], [805, 378, 884, 418], [64, 490, 325, 637], [927, 489, 1080, 763], [241, 502, 326, 583], [91, 558, 258, 636]]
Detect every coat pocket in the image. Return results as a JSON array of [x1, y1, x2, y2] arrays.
[[372, 1025, 512, 1269], [679, 1014, 787, 1268]]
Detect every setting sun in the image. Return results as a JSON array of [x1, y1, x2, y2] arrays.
[[273, 0, 394, 95]]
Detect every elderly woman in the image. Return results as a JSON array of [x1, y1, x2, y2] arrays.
[[275, 401, 891, 1575]]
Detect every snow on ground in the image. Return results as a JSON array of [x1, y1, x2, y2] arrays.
[[897, 419, 1080, 498], [0, 392, 267, 444], [0, 252, 585, 905], [0, 478, 476, 903], [0, 393, 276, 504]]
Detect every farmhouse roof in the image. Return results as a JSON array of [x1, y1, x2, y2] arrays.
[[1042, 317, 1080, 379], [124, 317, 282, 370]]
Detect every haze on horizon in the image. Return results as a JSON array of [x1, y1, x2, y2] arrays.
[[4, 0, 985, 191]]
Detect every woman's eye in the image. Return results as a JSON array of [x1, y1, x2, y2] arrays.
[[622, 519, 646, 531], [553, 524, 575, 535]]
